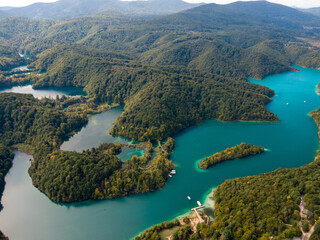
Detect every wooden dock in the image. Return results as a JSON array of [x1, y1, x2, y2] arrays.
[[191, 205, 205, 223]]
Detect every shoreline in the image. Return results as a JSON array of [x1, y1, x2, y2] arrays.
[[132, 187, 217, 239], [220, 119, 280, 123]]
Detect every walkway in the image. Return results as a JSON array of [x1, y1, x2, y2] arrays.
[[293, 196, 315, 240]]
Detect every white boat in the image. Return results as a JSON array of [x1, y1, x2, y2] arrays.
[[286, 103, 289, 105], [304, 101, 306, 103], [170, 170, 176, 174], [197, 201, 202, 207], [187, 196, 191, 200], [168, 174, 172, 178]]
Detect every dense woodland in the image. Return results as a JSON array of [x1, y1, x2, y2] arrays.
[[0, 74, 34, 88], [135, 220, 181, 240], [0, 45, 26, 71], [0, 93, 87, 150], [198, 143, 265, 169], [0, 93, 87, 200], [30, 45, 278, 141], [0, 144, 13, 210], [30, 141, 175, 202], [0, 0, 200, 19]]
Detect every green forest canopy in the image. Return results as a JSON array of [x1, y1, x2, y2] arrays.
[[29, 141, 175, 202], [30, 45, 278, 141], [198, 143, 265, 169]]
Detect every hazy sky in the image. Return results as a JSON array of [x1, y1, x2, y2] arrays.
[[185, 0, 320, 8], [0, 0, 319, 8], [0, 0, 57, 7]]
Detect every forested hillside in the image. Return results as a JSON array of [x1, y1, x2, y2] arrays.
[[3, 0, 200, 19], [0, 2, 318, 57], [0, 2, 318, 142], [31, 45, 277, 141], [0, 93, 87, 151], [0, 45, 26, 71], [301, 7, 320, 17]]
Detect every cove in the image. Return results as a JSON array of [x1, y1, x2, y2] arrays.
[[0, 66, 320, 240], [0, 84, 86, 99], [61, 108, 129, 152], [60, 107, 144, 160]]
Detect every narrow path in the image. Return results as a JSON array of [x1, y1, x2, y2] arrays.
[[293, 196, 315, 240]]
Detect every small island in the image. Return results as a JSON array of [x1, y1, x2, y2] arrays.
[[198, 143, 264, 169]]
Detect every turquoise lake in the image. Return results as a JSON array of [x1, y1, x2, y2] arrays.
[[0, 66, 320, 240]]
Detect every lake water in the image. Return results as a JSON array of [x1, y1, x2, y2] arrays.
[[1, 63, 86, 99], [0, 84, 86, 99], [19, 53, 32, 59], [9, 65, 29, 72], [0, 66, 320, 240], [60, 107, 145, 160], [61, 108, 129, 152], [117, 147, 145, 161]]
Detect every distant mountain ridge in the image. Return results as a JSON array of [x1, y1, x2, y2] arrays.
[[301, 7, 320, 17], [4, 0, 202, 19]]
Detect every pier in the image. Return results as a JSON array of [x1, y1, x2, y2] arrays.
[[191, 205, 205, 223]]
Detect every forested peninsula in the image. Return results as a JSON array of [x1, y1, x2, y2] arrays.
[[198, 143, 264, 169], [30, 140, 175, 202], [0, 93, 175, 203]]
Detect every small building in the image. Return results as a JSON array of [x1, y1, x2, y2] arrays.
[[302, 209, 314, 217]]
